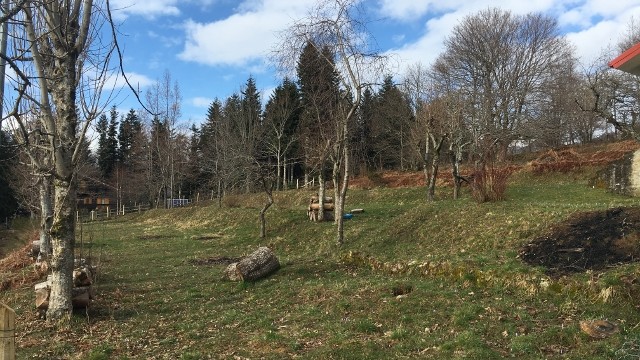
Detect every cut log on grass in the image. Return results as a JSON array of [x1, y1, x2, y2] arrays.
[[350, 208, 365, 214], [35, 281, 51, 309], [34, 281, 93, 310], [224, 247, 280, 282]]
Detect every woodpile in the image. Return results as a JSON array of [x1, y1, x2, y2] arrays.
[[224, 247, 280, 282], [307, 196, 334, 221], [35, 260, 96, 310]]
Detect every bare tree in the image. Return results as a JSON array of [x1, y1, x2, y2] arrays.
[[263, 78, 301, 191], [440, 8, 570, 161], [276, 0, 386, 245], [5, 0, 114, 321], [142, 70, 183, 208], [580, 20, 640, 140]]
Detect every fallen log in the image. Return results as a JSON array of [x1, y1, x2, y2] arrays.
[[224, 247, 280, 282], [35, 285, 49, 310], [35, 285, 93, 310]]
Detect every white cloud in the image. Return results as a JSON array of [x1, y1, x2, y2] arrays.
[[377, 0, 435, 21], [178, 0, 316, 67], [110, 0, 180, 19], [384, 0, 640, 76], [192, 97, 213, 108]]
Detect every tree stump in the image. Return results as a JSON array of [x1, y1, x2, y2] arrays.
[[224, 247, 280, 281]]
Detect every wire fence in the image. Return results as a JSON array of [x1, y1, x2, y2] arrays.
[[76, 203, 152, 223]]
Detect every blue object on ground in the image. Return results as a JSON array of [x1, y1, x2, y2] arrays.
[[343, 213, 353, 220]]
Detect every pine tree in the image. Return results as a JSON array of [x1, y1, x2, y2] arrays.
[[96, 113, 112, 179], [370, 75, 413, 170], [118, 109, 142, 166], [296, 41, 341, 220]]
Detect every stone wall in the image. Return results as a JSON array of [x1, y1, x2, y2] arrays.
[[592, 150, 640, 196]]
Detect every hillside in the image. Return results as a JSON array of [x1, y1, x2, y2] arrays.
[[3, 142, 640, 359]]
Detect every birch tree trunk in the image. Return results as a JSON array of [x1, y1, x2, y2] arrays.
[[47, 177, 76, 320], [318, 165, 326, 221], [336, 121, 350, 246], [38, 175, 53, 258]]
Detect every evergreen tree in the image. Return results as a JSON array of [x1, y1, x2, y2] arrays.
[[240, 77, 262, 192], [118, 109, 142, 165], [370, 75, 413, 169], [183, 124, 203, 196], [296, 41, 342, 220], [0, 131, 18, 219], [200, 98, 225, 199], [354, 87, 374, 173], [96, 113, 113, 179], [96, 106, 120, 179]]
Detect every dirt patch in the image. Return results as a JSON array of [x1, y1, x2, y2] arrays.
[[519, 207, 640, 275], [189, 256, 242, 266]]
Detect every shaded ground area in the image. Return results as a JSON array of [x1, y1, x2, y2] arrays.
[[519, 207, 640, 275], [189, 256, 241, 266]]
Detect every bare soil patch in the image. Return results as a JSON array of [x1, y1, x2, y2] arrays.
[[519, 207, 640, 275]]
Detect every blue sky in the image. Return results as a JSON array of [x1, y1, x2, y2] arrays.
[[106, 0, 640, 128]]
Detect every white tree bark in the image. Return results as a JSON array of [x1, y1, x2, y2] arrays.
[[38, 175, 52, 258]]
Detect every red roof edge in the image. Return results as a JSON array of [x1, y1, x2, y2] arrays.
[[609, 42, 640, 69]]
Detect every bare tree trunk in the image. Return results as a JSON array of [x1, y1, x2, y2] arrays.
[[336, 131, 349, 246], [259, 179, 273, 239], [282, 156, 287, 190], [422, 134, 431, 198], [217, 179, 223, 208], [38, 175, 53, 258], [276, 153, 282, 191], [450, 142, 467, 200], [318, 166, 326, 222], [47, 177, 76, 321], [427, 136, 445, 202], [332, 157, 340, 224]]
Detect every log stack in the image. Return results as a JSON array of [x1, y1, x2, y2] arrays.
[[307, 196, 334, 221], [35, 260, 96, 310]]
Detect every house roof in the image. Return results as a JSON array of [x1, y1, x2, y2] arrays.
[[609, 42, 640, 76]]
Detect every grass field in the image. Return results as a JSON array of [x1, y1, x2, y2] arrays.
[[3, 166, 640, 359]]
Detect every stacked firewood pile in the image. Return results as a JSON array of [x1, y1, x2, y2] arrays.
[[35, 259, 96, 310], [307, 195, 334, 221]]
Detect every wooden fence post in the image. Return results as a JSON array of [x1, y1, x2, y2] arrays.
[[1, 303, 15, 360]]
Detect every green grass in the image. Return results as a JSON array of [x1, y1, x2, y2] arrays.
[[3, 169, 640, 359]]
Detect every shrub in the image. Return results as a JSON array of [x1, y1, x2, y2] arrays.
[[470, 163, 513, 203]]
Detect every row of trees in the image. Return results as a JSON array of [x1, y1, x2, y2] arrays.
[[90, 9, 639, 206]]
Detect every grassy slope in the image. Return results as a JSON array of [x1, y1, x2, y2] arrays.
[[3, 167, 640, 359]]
